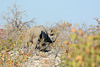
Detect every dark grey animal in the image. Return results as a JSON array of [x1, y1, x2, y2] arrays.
[[24, 25, 57, 51]]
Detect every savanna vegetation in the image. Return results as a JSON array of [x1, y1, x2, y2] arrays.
[[0, 4, 100, 67]]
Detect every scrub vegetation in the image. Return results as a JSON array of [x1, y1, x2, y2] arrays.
[[0, 4, 100, 67]]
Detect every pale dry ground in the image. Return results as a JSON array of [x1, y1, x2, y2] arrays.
[[22, 47, 64, 67]]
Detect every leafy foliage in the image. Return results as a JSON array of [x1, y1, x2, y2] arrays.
[[60, 21, 100, 67]]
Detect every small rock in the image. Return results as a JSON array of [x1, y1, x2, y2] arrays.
[[55, 57, 61, 66]]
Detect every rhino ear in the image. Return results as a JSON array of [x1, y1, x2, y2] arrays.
[[51, 30, 53, 32]]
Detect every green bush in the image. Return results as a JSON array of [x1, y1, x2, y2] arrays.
[[60, 29, 100, 67]]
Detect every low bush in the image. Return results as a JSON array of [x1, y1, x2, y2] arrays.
[[60, 21, 100, 67]]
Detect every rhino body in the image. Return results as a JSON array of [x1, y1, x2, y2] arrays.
[[24, 25, 56, 51]]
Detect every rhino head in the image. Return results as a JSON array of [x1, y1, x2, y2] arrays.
[[47, 29, 57, 42]]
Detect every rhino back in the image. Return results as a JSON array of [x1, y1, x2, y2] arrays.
[[25, 25, 47, 42], [32, 25, 47, 36]]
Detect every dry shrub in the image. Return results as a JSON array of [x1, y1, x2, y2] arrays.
[[60, 20, 100, 67]]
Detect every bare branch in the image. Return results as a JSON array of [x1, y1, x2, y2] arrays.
[[2, 3, 35, 34]]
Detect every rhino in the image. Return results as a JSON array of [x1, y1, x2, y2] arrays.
[[24, 25, 57, 51]]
